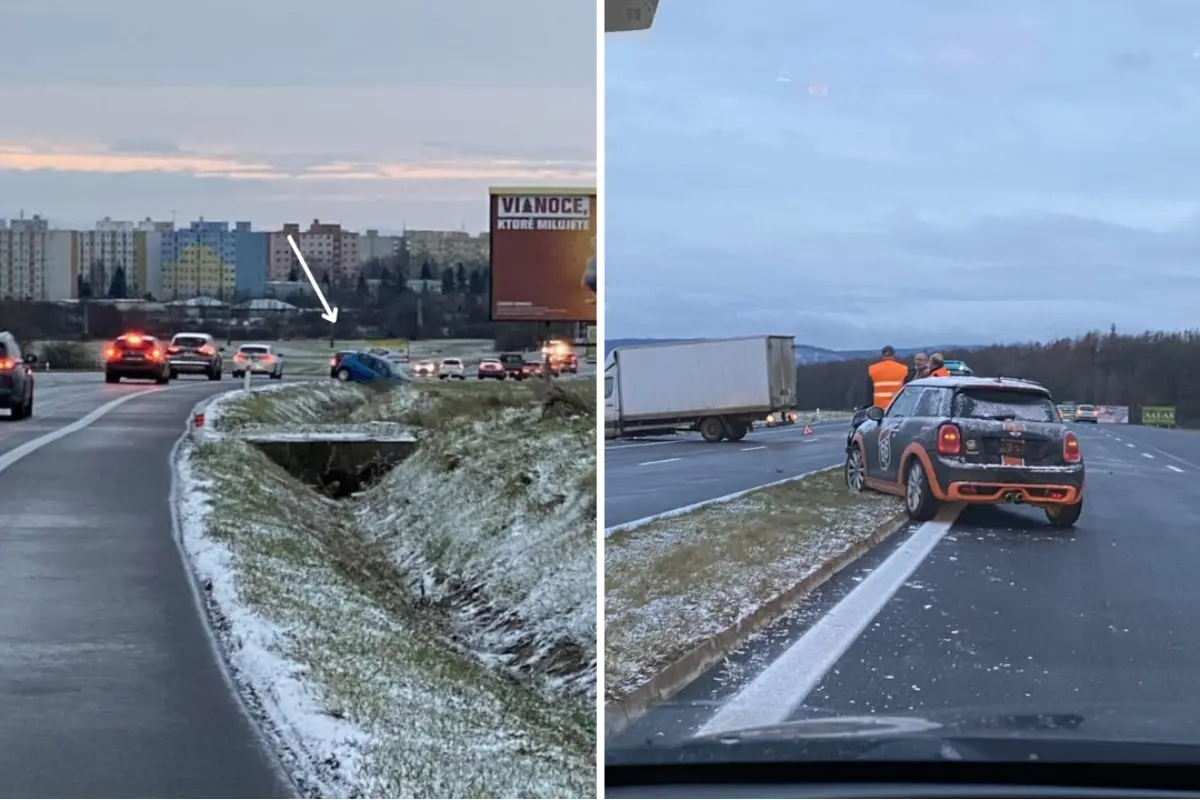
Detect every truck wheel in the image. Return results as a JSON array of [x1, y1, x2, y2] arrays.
[[726, 422, 748, 442], [699, 417, 726, 442]]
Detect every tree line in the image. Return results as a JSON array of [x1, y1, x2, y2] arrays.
[[796, 326, 1200, 427]]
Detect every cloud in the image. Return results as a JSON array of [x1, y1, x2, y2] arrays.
[[605, 0, 1200, 348]]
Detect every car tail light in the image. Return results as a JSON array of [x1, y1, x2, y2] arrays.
[[1063, 431, 1081, 463], [149, 348, 164, 362], [126, 334, 143, 345], [234, 353, 247, 361], [260, 354, 274, 363], [0, 357, 14, 371], [329, 357, 337, 366], [936, 423, 961, 455], [198, 345, 215, 356], [167, 346, 180, 354], [105, 346, 120, 360]]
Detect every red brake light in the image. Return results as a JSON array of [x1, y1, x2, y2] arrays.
[[1063, 431, 1081, 463], [198, 345, 215, 356], [260, 354, 274, 363], [329, 358, 337, 366], [149, 348, 164, 362], [126, 334, 142, 346], [0, 358, 14, 371], [937, 423, 961, 455], [105, 345, 120, 360], [234, 353, 246, 361]]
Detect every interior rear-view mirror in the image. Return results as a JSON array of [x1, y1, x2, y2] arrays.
[[866, 406, 885, 422]]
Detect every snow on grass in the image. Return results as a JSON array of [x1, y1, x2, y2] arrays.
[[176, 377, 596, 797], [604, 468, 903, 703]]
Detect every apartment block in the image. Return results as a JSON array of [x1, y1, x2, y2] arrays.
[[161, 219, 238, 300], [77, 217, 167, 298], [0, 215, 52, 300], [359, 229, 404, 262], [269, 219, 360, 282], [405, 230, 489, 270]]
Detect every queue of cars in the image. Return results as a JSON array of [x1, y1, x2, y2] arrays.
[[101, 331, 287, 384]]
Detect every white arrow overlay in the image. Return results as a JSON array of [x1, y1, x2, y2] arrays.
[[286, 234, 339, 324]]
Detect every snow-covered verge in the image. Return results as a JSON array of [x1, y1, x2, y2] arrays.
[[604, 468, 902, 703], [175, 378, 596, 797]]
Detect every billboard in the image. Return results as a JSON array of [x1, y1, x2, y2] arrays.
[[1141, 405, 1177, 427], [489, 187, 596, 323]]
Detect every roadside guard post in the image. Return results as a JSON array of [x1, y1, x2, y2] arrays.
[[193, 411, 205, 428], [243, 369, 252, 392]]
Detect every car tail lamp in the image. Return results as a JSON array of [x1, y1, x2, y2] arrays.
[[167, 346, 180, 354], [260, 354, 274, 363], [0, 357, 14, 371], [329, 357, 337, 366], [936, 423, 961, 455], [198, 345, 215, 356], [105, 346, 120, 360], [234, 353, 247, 361], [126, 334, 143, 345], [1063, 431, 1082, 463], [149, 348, 164, 362]]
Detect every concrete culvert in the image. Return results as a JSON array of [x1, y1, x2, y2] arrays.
[[246, 434, 419, 498]]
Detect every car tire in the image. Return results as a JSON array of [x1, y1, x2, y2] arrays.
[[24, 392, 32, 419], [169, 369, 179, 379], [1045, 498, 1083, 529], [209, 368, 221, 381], [156, 373, 170, 385], [270, 372, 282, 380], [336, 368, 351, 382], [845, 446, 866, 492], [9, 395, 26, 421], [903, 458, 939, 522], [106, 373, 120, 384]]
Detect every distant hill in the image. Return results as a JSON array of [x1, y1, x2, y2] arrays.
[[605, 337, 978, 365]]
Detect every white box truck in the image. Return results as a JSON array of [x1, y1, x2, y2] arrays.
[[604, 335, 798, 442]]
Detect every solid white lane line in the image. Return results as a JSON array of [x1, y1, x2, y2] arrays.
[[638, 457, 681, 466], [1168, 464, 1185, 473], [0, 388, 166, 475], [1127, 443, 1136, 448], [741, 446, 766, 451], [694, 503, 965, 737], [1142, 452, 1155, 459]]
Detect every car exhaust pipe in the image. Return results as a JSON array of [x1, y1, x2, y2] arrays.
[[1002, 491, 1023, 504]]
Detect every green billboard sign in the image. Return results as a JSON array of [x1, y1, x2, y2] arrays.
[[1141, 405, 1176, 427]]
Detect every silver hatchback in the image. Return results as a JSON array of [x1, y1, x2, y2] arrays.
[[167, 332, 224, 380]]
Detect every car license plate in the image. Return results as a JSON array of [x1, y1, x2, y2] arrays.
[[999, 439, 1024, 456]]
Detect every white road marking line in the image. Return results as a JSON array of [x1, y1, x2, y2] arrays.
[[1112, 437, 1122, 442], [607, 440, 678, 450], [1142, 452, 1155, 459], [694, 503, 966, 737], [638, 457, 681, 466], [1168, 464, 1185, 473], [0, 388, 166, 475], [741, 445, 766, 451], [1127, 443, 1136, 448]]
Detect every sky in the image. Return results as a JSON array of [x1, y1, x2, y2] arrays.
[[605, 0, 1200, 349], [0, 0, 595, 233]]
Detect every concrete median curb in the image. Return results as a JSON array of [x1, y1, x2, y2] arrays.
[[604, 506, 911, 740]]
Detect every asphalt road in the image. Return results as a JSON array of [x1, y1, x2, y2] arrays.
[[605, 421, 848, 527], [0, 372, 295, 797], [611, 421, 1200, 746]]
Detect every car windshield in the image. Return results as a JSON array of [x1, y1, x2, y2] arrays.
[[953, 388, 1058, 423], [173, 336, 208, 348]]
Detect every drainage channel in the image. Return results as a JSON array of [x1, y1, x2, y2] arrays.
[[241, 429, 419, 498]]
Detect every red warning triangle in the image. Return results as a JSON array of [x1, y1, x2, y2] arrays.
[[803, 425, 814, 435]]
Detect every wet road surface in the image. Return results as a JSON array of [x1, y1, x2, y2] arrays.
[[0, 373, 296, 797], [611, 422, 1200, 745]]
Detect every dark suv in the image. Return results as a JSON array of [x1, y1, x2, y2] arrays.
[[104, 333, 171, 384], [0, 331, 37, 420]]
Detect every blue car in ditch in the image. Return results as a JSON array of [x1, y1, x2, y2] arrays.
[[331, 351, 410, 385]]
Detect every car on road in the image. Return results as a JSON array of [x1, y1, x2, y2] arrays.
[[477, 358, 506, 380], [522, 360, 545, 379], [845, 375, 1085, 528], [1074, 404, 1099, 423], [332, 351, 410, 385], [412, 359, 437, 378], [438, 357, 466, 380], [167, 332, 224, 380], [105, 332, 171, 384], [329, 350, 356, 378], [499, 352, 526, 379], [231, 343, 283, 380], [0, 331, 37, 419]]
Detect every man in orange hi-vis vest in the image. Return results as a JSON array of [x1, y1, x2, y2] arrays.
[[927, 352, 951, 378], [867, 345, 909, 409]]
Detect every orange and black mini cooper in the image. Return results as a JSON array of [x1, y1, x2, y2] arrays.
[[845, 376, 1085, 528]]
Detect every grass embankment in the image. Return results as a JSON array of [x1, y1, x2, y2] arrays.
[[604, 468, 903, 703], [184, 377, 596, 797]]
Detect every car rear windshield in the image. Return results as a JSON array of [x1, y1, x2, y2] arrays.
[[173, 336, 208, 348], [952, 388, 1058, 423], [117, 337, 152, 350], [240, 345, 269, 354], [442, 359, 461, 366], [1077, 404, 1095, 411]]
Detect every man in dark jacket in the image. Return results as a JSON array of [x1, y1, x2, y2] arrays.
[[905, 351, 929, 384]]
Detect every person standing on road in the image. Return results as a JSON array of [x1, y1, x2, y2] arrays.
[[927, 352, 951, 377], [867, 345, 909, 410], [906, 351, 929, 383]]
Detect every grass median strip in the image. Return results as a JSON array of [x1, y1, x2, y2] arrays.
[[604, 468, 903, 704]]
